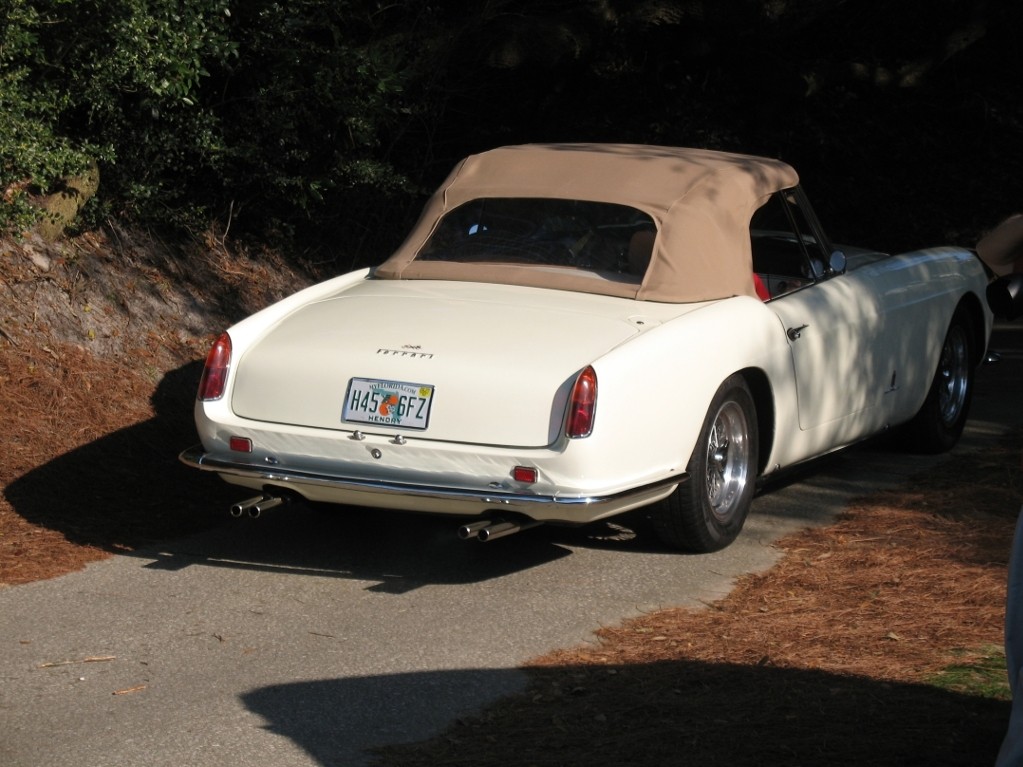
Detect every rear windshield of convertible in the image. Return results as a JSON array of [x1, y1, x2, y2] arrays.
[[417, 198, 657, 280]]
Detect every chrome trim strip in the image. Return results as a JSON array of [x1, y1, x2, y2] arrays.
[[178, 445, 685, 512]]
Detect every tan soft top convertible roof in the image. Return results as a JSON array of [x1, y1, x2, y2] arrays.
[[376, 143, 799, 302]]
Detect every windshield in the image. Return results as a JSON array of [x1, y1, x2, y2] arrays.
[[417, 197, 657, 279]]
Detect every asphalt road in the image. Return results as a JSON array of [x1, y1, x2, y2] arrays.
[[2, 322, 1021, 767]]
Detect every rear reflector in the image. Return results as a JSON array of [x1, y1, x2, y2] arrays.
[[565, 366, 597, 438], [512, 466, 538, 484], [229, 436, 252, 453]]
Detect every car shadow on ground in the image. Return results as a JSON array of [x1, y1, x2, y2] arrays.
[[122, 435, 927, 592], [4, 361, 239, 556], [243, 659, 1010, 767], [136, 502, 582, 590]]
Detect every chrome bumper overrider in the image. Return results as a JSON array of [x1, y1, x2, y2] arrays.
[[178, 444, 686, 518]]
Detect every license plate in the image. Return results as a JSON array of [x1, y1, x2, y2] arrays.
[[342, 378, 435, 430]]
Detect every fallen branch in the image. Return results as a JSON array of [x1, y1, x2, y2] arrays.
[[37, 655, 116, 669]]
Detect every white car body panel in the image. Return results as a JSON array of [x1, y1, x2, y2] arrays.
[[230, 279, 669, 447], [182, 144, 996, 544], [190, 247, 989, 524], [762, 245, 991, 470]]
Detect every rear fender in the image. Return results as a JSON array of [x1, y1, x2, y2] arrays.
[[582, 296, 794, 485]]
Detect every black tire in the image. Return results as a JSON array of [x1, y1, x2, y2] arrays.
[[900, 307, 975, 454], [652, 374, 759, 553]]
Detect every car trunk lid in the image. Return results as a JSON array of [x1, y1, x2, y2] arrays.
[[231, 281, 642, 447]]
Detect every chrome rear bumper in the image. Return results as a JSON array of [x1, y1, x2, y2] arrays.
[[178, 444, 685, 522]]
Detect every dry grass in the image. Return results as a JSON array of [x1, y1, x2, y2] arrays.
[[0, 340, 228, 584], [0, 227, 311, 586]]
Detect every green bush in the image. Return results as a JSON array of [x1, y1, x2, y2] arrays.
[[2, 0, 1019, 257], [0, 0, 236, 234], [210, 1, 419, 242], [0, 0, 422, 245], [0, 1, 96, 233]]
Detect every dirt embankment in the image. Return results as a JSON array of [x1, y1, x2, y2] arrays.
[[0, 226, 318, 585]]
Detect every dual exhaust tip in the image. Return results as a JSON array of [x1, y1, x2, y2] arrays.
[[457, 518, 540, 542], [229, 495, 540, 542], [229, 494, 288, 519]]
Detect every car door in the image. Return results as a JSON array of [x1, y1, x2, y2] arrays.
[[752, 190, 889, 445]]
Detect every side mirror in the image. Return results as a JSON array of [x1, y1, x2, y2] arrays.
[[828, 249, 847, 275], [987, 274, 1023, 321]]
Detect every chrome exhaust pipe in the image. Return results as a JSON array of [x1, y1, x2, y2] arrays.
[[230, 494, 287, 519], [462, 519, 541, 542], [248, 495, 287, 518], [230, 496, 263, 518], [478, 520, 525, 542], [457, 519, 493, 540]]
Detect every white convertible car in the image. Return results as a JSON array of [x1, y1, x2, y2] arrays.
[[181, 143, 1005, 552]]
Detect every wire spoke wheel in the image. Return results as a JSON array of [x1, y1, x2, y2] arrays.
[[652, 374, 758, 553], [937, 324, 970, 428], [705, 401, 751, 523], [900, 305, 975, 454]]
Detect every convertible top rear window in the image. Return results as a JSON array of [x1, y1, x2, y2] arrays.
[[418, 198, 657, 281]]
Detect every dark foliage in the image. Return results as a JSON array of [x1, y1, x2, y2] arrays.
[[2, 0, 1021, 261]]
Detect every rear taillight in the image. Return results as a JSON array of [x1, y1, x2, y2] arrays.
[[565, 366, 597, 438], [197, 332, 232, 401]]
